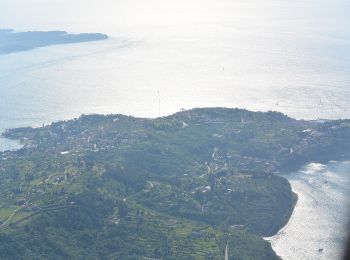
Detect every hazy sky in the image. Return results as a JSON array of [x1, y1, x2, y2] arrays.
[[1, 0, 349, 37]]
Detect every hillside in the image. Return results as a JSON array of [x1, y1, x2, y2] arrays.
[[1, 108, 349, 259]]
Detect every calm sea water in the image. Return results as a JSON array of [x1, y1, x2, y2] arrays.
[[266, 162, 350, 260], [0, 0, 349, 258], [1, 0, 350, 137]]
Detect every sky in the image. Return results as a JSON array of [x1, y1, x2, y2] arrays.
[[1, 0, 349, 37]]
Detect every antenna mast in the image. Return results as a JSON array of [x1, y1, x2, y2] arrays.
[[158, 90, 161, 117]]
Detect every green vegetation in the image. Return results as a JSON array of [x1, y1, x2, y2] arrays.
[[1, 108, 349, 259]]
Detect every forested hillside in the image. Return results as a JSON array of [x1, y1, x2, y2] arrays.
[[1, 108, 349, 259]]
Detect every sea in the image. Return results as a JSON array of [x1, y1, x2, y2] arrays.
[[266, 162, 350, 259], [0, 0, 349, 259]]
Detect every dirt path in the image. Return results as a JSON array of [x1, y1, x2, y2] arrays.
[[0, 200, 29, 230], [0, 207, 21, 229]]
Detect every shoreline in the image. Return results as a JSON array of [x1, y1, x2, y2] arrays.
[[264, 181, 299, 258], [265, 161, 350, 260], [0, 137, 22, 152]]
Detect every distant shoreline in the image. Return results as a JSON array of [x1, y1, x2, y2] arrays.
[[0, 29, 108, 55]]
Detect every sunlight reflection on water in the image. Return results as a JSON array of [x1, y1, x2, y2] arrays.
[[265, 162, 350, 260]]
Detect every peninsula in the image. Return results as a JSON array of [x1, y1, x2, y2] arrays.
[[0, 29, 108, 55], [1, 108, 349, 259]]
